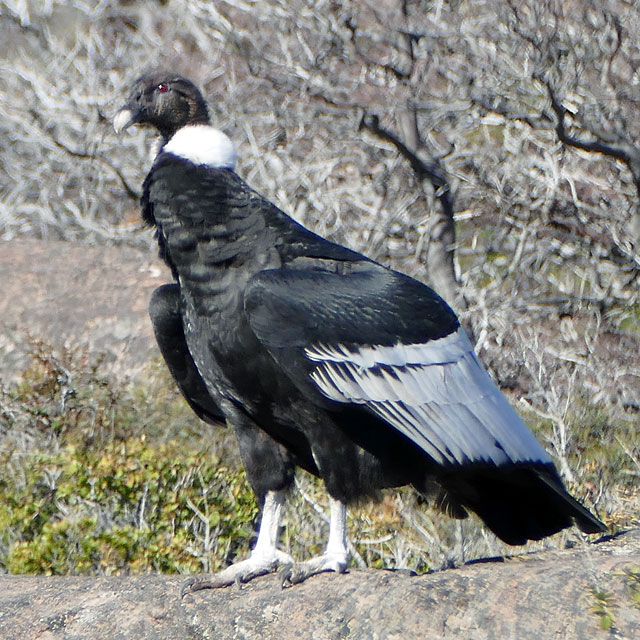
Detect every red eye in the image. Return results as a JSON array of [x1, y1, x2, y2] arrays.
[[157, 83, 168, 93]]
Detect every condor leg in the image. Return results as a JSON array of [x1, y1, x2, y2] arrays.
[[182, 490, 294, 593], [284, 496, 349, 585]]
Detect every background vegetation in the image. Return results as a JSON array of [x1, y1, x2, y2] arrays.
[[0, 0, 638, 575]]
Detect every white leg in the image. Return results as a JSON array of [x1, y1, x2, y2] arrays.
[[285, 497, 349, 585], [251, 489, 287, 560], [326, 497, 348, 560], [182, 490, 294, 594]]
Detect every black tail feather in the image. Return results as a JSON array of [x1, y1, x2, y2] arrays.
[[536, 470, 607, 536], [440, 464, 606, 546]]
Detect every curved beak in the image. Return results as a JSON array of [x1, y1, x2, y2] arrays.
[[113, 106, 139, 134]]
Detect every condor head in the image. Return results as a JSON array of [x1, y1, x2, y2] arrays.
[[114, 71, 209, 142]]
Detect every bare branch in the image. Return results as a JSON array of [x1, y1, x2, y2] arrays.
[[359, 114, 448, 193], [30, 109, 141, 202]]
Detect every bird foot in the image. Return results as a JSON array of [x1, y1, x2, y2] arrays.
[[281, 551, 348, 586], [181, 549, 294, 596]]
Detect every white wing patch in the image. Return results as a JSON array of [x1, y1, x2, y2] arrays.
[[164, 125, 237, 169], [306, 327, 551, 467]]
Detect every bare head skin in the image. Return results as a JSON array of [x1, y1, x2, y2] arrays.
[[113, 71, 209, 141]]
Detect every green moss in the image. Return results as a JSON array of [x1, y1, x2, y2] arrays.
[[621, 567, 640, 609], [590, 589, 617, 632], [618, 303, 640, 334]]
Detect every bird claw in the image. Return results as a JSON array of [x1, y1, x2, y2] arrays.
[[180, 575, 228, 598], [280, 552, 348, 586], [181, 550, 294, 597], [278, 561, 295, 588]]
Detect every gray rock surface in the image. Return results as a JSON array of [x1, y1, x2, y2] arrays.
[[0, 531, 638, 639], [0, 238, 168, 383]]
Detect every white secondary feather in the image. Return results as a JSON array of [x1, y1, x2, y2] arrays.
[[163, 125, 237, 169], [306, 327, 551, 467]]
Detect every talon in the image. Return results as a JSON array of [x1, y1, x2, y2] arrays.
[[180, 576, 220, 597], [288, 566, 307, 585], [283, 554, 348, 585], [279, 561, 294, 588], [279, 562, 294, 586], [180, 577, 197, 599]]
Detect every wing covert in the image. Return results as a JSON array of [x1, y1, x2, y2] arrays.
[[245, 264, 551, 468]]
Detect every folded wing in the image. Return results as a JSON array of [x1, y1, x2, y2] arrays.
[[245, 261, 550, 469]]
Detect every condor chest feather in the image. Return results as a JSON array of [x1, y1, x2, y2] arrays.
[[145, 158, 281, 302]]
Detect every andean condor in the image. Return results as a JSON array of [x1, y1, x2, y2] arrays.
[[114, 71, 606, 589]]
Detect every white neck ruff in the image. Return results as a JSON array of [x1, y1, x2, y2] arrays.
[[163, 125, 237, 169]]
